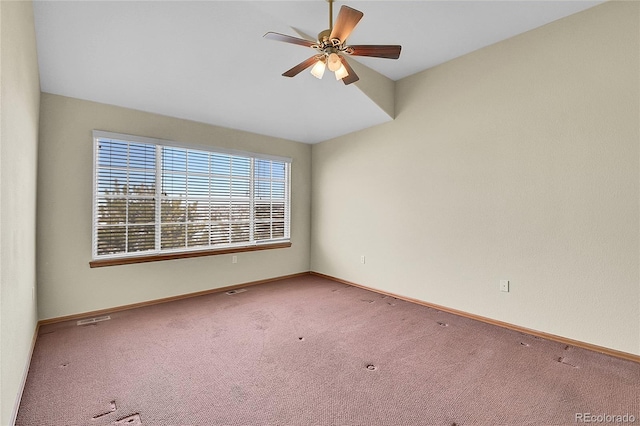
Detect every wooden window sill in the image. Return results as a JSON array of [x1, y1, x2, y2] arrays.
[[89, 242, 292, 268]]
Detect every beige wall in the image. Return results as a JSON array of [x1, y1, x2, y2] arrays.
[[0, 1, 41, 423], [311, 1, 640, 355], [37, 94, 311, 320]]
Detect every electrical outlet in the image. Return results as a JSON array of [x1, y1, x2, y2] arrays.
[[360, 255, 366, 264], [500, 280, 510, 292], [232, 255, 238, 264]]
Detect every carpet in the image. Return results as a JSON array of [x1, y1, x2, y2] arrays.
[[16, 274, 640, 425]]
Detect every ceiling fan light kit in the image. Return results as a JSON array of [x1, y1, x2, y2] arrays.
[[264, 0, 402, 86]]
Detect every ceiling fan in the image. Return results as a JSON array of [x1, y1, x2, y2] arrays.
[[264, 0, 401, 85]]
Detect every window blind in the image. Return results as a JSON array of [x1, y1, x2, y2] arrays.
[[93, 133, 291, 260]]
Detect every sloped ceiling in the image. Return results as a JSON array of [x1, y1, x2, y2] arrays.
[[33, 1, 603, 143]]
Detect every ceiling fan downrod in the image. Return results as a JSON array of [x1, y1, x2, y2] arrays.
[[317, 0, 335, 44], [329, 0, 333, 31]]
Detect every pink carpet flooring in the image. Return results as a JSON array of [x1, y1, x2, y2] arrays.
[[16, 274, 640, 425]]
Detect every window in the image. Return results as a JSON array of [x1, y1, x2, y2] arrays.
[[92, 131, 291, 266]]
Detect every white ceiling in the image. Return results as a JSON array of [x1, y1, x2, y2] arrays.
[[33, 1, 604, 144]]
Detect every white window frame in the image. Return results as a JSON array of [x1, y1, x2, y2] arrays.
[[91, 131, 291, 266]]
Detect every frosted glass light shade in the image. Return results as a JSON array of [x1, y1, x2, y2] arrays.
[[310, 60, 326, 79], [327, 53, 341, 72], [335, 63, 349, 80]]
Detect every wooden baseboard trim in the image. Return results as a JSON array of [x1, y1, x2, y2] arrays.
[[38, 270, 640, 363], [39, 272, 310, 326], [311, 271, 640, 364], [11, 321, 40, 425]]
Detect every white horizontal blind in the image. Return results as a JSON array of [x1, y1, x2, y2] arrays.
[[95, 139, 157, 256], [93, 134, 291, 259], [254, 159, 289, 242]]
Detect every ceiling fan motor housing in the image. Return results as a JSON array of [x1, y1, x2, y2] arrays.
[[318, 29, 331, 43]]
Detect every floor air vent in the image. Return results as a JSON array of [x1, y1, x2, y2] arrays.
[[225, 288, 247, 295], [77, 315, 111, 326]]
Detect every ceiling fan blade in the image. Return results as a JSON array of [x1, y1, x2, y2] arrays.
[[264, 32, 316, 48], [339, 56, 359, 85], [329, 5, 363, 43], [348, 45, 402, 60], [282, 56, 320, 77]]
